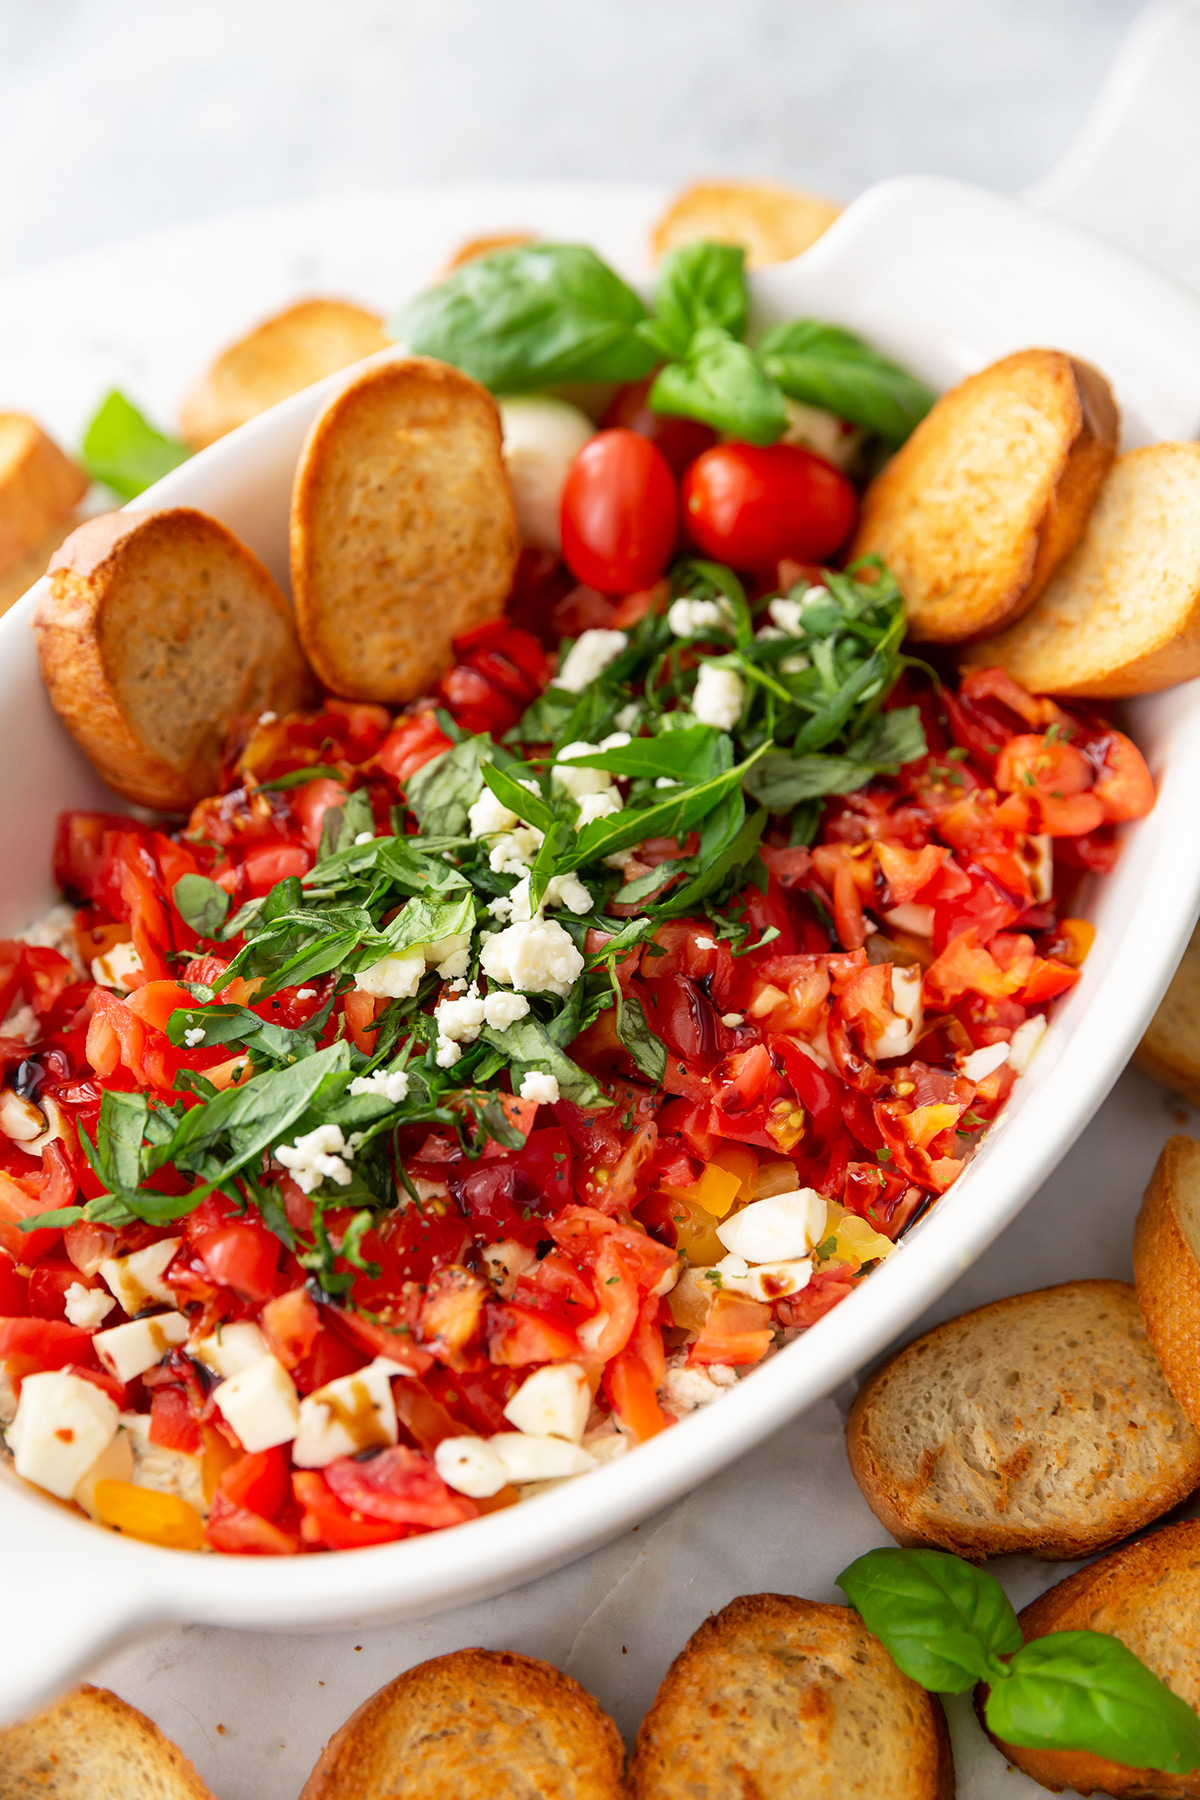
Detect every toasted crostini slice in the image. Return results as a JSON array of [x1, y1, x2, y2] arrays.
[[984, 1521, 1200, 1798], [0, 413, 87, 573], [1137, 927, 1200, 1108], [0, 1683, 215, 1799], [300, 1648, 624, 1800], [650, 179, 842, 267], [289, 354, 519, 705], [846, 1279, 1200, 1561], [1134, 1134, 1200, 1434], [965, 441, 1200, 696], [852, 348, 1118, 643], [628, 1593, 952, 1800], [179, 298, 391, 450], [35, 506, 313, 810], [442, 230, 537, 273]]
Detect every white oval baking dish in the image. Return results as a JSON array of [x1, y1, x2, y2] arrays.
[[2, 173, 1200, 1721]]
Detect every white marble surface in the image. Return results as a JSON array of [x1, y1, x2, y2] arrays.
[[0, 0, 1143, 278]]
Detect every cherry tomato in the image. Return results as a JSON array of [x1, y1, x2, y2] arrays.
[[682, 442, 858, 570], [559, 430, 677, 593], [602, 377, 718, 476], [194, 1220, 280, 1302]]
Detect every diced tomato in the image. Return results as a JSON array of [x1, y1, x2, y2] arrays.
[[486, 1301, 580, 1366], [261, 1288, 321, 1370], [27, 1259, 83, 1321], [242, 843, 312, 896], [293, 1470, 407, 1550], [377, 713, 454, 789], [1091, 731, 1155, 822], [194, 1220, 280, 1302], [0, 1256, 29, 1316], [0, 1316, 96, 1374], [324, 1446, 477, 1528], [149, 1384, 203, 1455], [688, 1290, 773, 1366]]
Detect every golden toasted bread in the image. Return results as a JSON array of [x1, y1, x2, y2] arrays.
[[36, 507, 313, 809], [846, 1280, 1200, 1561], [179, 298, 391, 450], [628, 1593, 953, 1800], [1134, 1135, 1200, 1435], [985, 1521, 1200, 1797], [300, 1648, 624, 1800], [1137, 928, 1200, 1107], [443, 231, 537, 272], [651, 179, 842, 267], [290, 354, 519, 704], [966, 442, 1200, 696], [0, 1683, 214, 1799], [852, 349, 1118, 643], [0, 414, 87, 572]]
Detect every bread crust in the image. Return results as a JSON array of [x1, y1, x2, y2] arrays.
[[628, 1592, 954, 1800], [290, 354, 519, 704], [982, 1521, 1200, 1797], [1137, 933, 1200, 1107], [1134, 1135, 1200, 1435], [35, 506, 313, 809], [651, 180, 842, 267], [0, 413, 87, 570], [965, 443, 1200, 697], [180, 298, 390, 450], [443, 231, 537, 272], [852, 349, 1118, 644], [299, 1648, 624, 1799], [846, 1280, 1200, 1560], [0, 1682, 214, 1798]]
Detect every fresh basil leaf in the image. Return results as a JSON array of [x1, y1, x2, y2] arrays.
[[319, 788, 375, 859], [650, 327, 786, 446], [479, 1016, 607, 1108], [81, 389, 191, 499], [263, 876, 305, 925], [558, 725, 728, 785], [561, 743, 768, 874], [395, 243, 657, 391], [406, 735, 495, 837], [987, 1632, 1200, 1774], [257, 765, 344, 792], [661, 803, 766, 916], [758, 319, 935, 443], [838, 1548, 1022, 1694], [370, 889, 475, 962], [374, 837, 472, 895], [639, 240, 749, 359], [614, 863, 683, 905], [478, 762, 555, 832], [527, 819, 571, 917], [16, 1205, 85, 1232], [613, 989, 667, 1083], [173, 874, 230, 940], [80, 1090, 150, 1203], [851, 705, 927, 768], [744, 751, 885, 810]]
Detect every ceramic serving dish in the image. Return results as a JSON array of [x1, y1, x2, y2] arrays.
[[3, 173, 1200, 1722]]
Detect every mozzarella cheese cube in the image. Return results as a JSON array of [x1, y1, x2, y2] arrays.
[[192, 1320, 270, 1379], [213, 1354, 300, 1453], [713, 1253, 812, 1303], [499, 395, 594, 553], [717, 1188, 828, 1265], [502, 1362, 590, 1443], [8, 1370, 119, 1499], [555, 630, 628, 694], [434, 1434, 509, 1498], [959, 1041, 1011, 1083], [90, 940, 143, 991], [489, 1432, 597, 1482], [99, 1238, 181, 1314], [291, 1358, 398, 1468], [62, 1281, 115, 1330], [692, 663, 746, 731], [73, 1424, 136, 1516], [866, 965, 925, 1061], [94, 1311, 189, 1383]]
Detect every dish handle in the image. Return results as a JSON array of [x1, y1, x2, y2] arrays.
[[1028, 0, 1200, 293], [0, 1481, 161, 1726]]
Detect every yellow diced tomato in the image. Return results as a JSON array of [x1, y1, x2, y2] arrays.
[[660, 1161, 742, 1220], [819, 1202, 894, 1272], [710, 1143, 759, 1205], [661, 1196, 726, 1267], [93, 1480, 205, 1551], [899, 1103, 961, 1151]]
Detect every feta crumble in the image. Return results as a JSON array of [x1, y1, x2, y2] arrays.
[[555, 629, 628, 693], [575, 790, 622, 829], [519, 1070, 561, 1107], [692, 663, 745, 731], [348, 1067, 411, 1103], [63, 1282, 115, 1330], [276, 1123, 361, 1194], [667, 595, 732, 638], [183, 1026, 206, 1048], [480, 917, 585, 999]]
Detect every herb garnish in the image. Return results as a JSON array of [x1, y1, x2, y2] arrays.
[[81, 390, 191, 500]]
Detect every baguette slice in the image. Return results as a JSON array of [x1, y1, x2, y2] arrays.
[[443, 230, 536, 272], [1136, 927, 1200, 1107], [629, 1593, 953, 1800], [179, 298, 391, 450], [0, 413, 87, 570], [1134, 1134, 1200, 1433], [983, 1520, 1200, 1797], [290, 354, 519, 704], [852, 349, 1118, 643], [651, 179, 842, 266], [966, 443, 1200, 696], [846, 1280, 1200, 1560], [300, 1648, 624, 1799], [36, 507, 313, 809], [0, 1683, 214, 1799]]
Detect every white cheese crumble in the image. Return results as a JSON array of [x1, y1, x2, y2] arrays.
[[519, 1070, 561, 1107], [480, 917, 585, 999], [483, 990, 530, 1030], [292, 1357, 401, 1467], [488, 825, 545, 875], [576, 790, 622, 830], [0, 1089, 43, 1143], [614, 703, 642, 733], [355, 930, 473, 999], [667, 595, 732, 638], [275, 1123, 361, 1193], [183, 1026, 207, 1048], [721, 1012, 744, 1028], [467, 786, 519, 838], [556, 629, 628, 694], [63, 1281, 115, 1330], [296, 988, 317, 1000], [660, 1361, 738, 1415], [348, 1067, 411, 1103], [20, 902, 85, 976], [692, 663, 745, 731], [354, 831, 375, 846], [489, 1432, 597, 1482], [716, 1188, 828, 1264], [768, 595, 810, 635], [90, 940, 143, 991], [552, 735, 629, 798], [708, 1252, 812, 1303]]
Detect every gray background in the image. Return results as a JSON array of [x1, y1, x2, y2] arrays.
[[0, 0, 1143, 279]]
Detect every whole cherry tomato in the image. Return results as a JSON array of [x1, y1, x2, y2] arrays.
[[602, 377, 718, 476], [682, 442, 858, 571], [559, 430, 678, 593]]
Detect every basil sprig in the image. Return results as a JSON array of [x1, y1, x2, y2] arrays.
[[839, 1549, 1200, 1776], [81, 390, 191, 500], [395, 238, 932, 447]]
